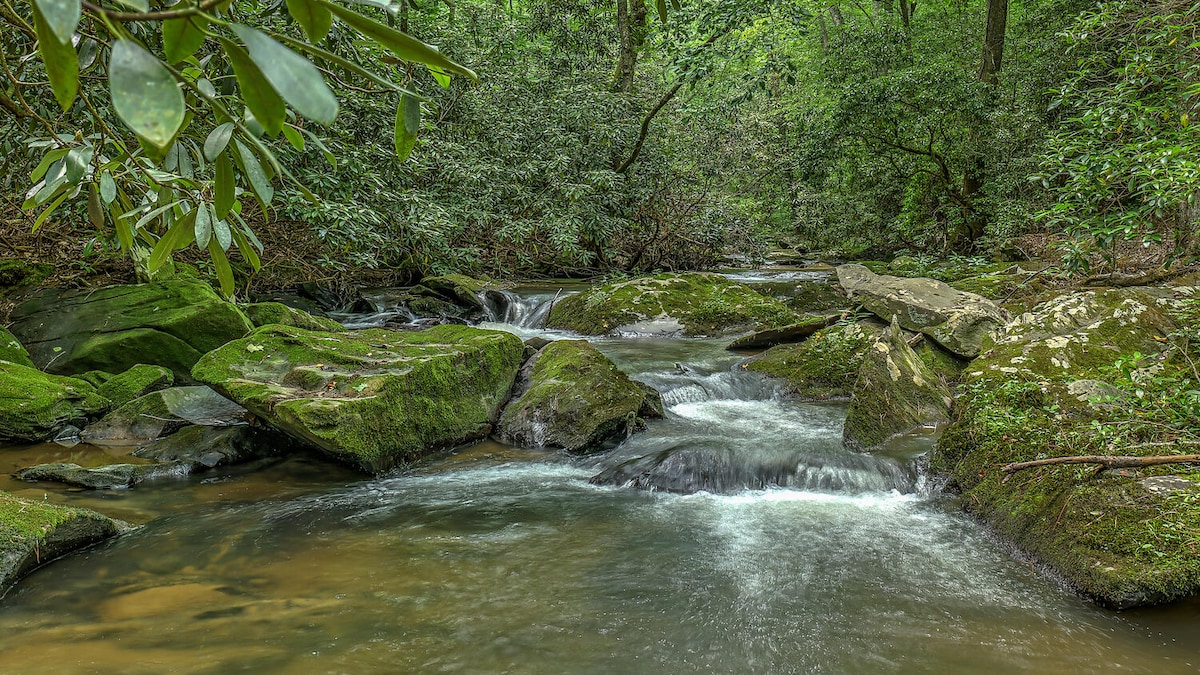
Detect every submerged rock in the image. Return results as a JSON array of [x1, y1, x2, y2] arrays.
[[0, 361, 109, 443], [96, 364, 175, 409], [0, 491, 124, 591], [742, 321, 881, 400], [836, 264, 1004, 357], [81, 386, 247, 444], [244, 302, 345, 332], [7, 280, 253, 381], [496, 340, 663, 453], [932, 287, 1200, 608], [545, 272, 798, 337], [842, 319, 951, 451], [192, 324, 524, 473], [0, 326, 33, 368]]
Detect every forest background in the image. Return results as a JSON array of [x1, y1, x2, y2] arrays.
[[1, 0, 1197, 290]]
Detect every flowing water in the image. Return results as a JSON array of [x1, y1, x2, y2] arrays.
[[0, 284, 1198, 673]]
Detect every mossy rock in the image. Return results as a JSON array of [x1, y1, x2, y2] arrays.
[[0, 326, 33, 368], [191, 324, 524, 473], [96, 364, 175, 409], [948, 271, 1050, 302], [0, 259, 52, 298], [786, 281, 849, 314], [0, 491, 124, 592], [81, 386, 246, 444], [244, 302, 345, 332], [743, 321, 881, 400], [930, 288, 1200, 608], [546, 272, 798, 337], [496, 340, 664, 453], [0, 361, 109, 442], [76, 370, 114, 388], [419, 274, 487, 311], [7, 280, 253, 382], [843, 319, 951, 451]]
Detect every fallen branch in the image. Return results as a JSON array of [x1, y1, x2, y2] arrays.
[[1002, 453, 1200, 474]]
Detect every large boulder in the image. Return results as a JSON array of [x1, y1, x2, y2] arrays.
[[81, 386, 247, 444], [842, 319, 951, 451], [244, 302, 345, 332], [496, 340, 664, 452], [546, 272, 798, 337], [1, 491, 124, 591], [0, 326, 34, 367], [0, 361, 109, 442], [742, 321, 882, 399], [836, 264, 1004, 357], [932, 287, 1200, 608], [7, 280, 253, 381], [191, 324, 524, 473]]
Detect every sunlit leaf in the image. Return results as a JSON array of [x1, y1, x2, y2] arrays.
[[213, 217, 232, 251], [163, 16, 210, 64], [286, 0, 333, 44], [109, 40, 185, 151], [99, 171, 116, 204], [393, 93, 420, 161], [149, 207, 197, 272], [231, 24, 337, 125], [233, 139, 273, 206], [204, 122, 235, 161], [220, 38, 285, 136], [32, 6, 78, 110], [194, 202, 213, 248]]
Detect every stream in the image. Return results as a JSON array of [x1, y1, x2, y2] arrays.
[[0, 281, 1198, 673]]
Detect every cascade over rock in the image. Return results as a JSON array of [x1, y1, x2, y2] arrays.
[[842, 318, 951, 451], [496, 339, 664, 452], [7, 280, 253, 382], [191, 324, 524, 473], [545, 272, 798, 336], [836, 264, 1004, 357]]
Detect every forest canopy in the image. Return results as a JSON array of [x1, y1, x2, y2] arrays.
[[1, 0, 1197, 289]]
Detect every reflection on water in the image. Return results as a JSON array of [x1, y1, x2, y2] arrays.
[[0, 285, 1197, 673]]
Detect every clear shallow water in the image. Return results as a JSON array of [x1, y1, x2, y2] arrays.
[[0, 286, 1198, 673]]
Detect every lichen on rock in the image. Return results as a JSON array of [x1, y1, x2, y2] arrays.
[[192, 323, 525, 473], [546, 272, 798, 336]]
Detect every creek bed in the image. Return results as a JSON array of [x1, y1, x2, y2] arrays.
[[0, 285, 1197, 673]]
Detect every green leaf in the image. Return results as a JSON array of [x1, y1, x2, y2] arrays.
[[194, 202, 213, 249], [655, 0, 667, 23], [99, 171, 116, 204], [230, 24, 337, 125], [148, 207, 197, 272], [207, 235, 235, 297], [228, 223, 261, 272], [219, 38, 285, 136], [32, 5, 79, 111], [213, 218, 232, 251], [87, 183, 104, 228], [393, 93, 420, 161], [429, 68, 451, 89], [33, 0, 80, 45], [33, 190, 71, 232], [163, 16, 210, 64], [233, 139, 273, 206], [286, 0, 332, 44], [109, 40, 186, 151], [29, 148, 69, 182], [214, 151, 235, 219], [320, 1, 477, 81], [204, 122, 235, 161], [281, 124, 305, 151], [134, 200, 182, 231], [178, 140, 195, 178], [299, 127, 336, 169], [113, 0, 148, 11], [64, 145, 92, 184]]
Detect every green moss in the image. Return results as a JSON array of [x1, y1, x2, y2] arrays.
[[0, 259, 52, 297], [786, 282, 849, 314], [192, 324, 524, 473], [76, 370, 114, 387], [0, 491, 123, 590], [498, 340, 660, 452], [0, 361, 109, 442], [743, 321, 878, 399], [244, 302, 345, 332], [96, 364, 174, 408], [546, 272, 798, 336], [8, 279, 253, 381], [0, 326, 33, 367]]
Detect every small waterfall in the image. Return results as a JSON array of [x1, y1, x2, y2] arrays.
[[482, 289, 562, 328]]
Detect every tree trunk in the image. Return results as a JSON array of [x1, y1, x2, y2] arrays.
[[613, 0, 635, 92], [953, 0, 1008, 254], [827, 5, 844, 26]]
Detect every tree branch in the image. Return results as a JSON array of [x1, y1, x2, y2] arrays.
[[82, 0, 224, 22], [1002, 449, 1200, 474]]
